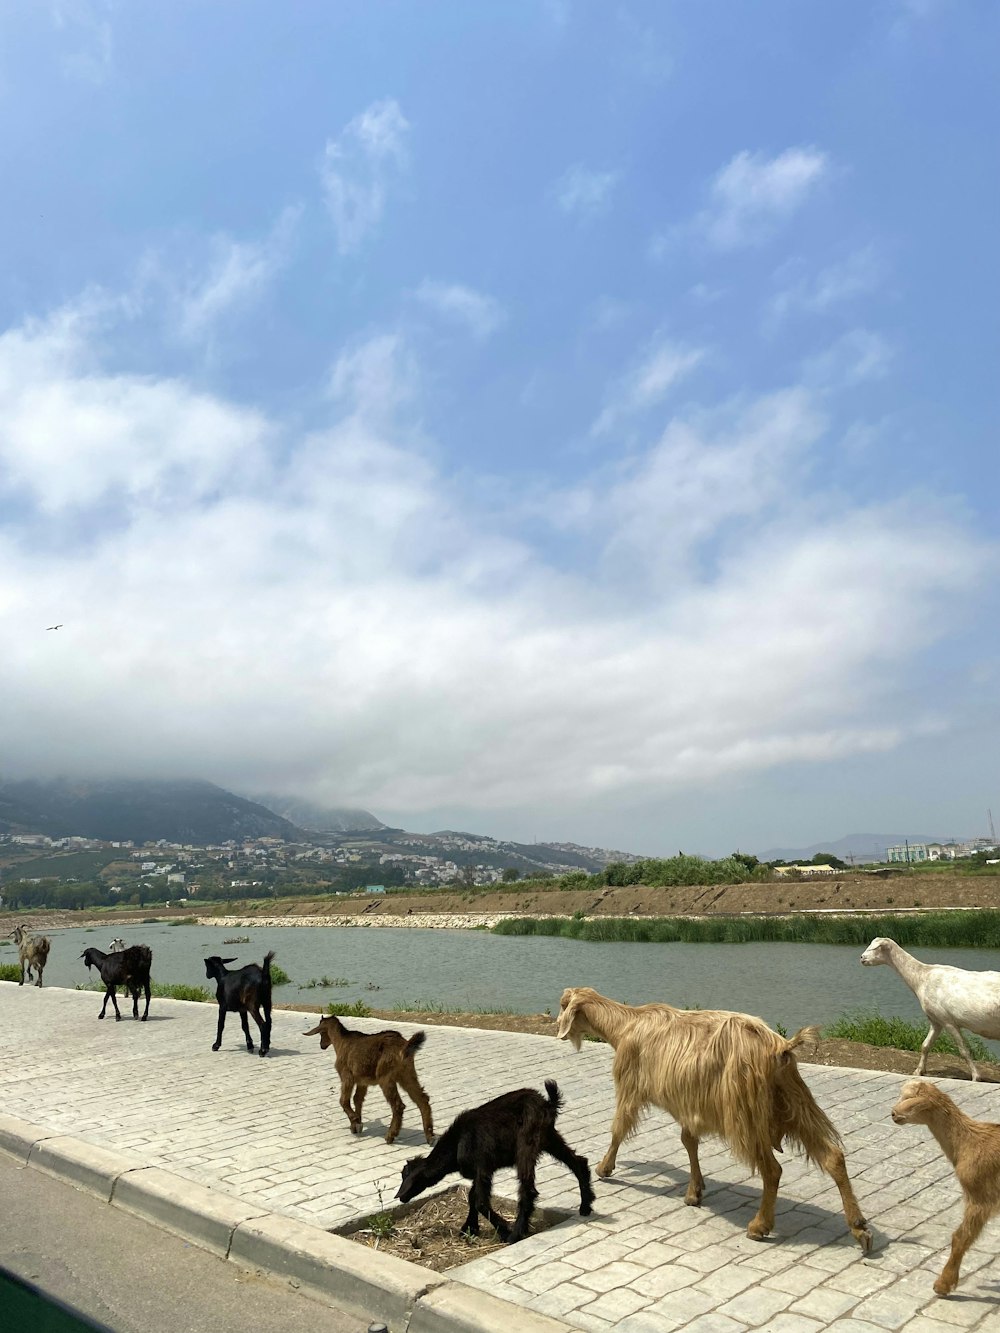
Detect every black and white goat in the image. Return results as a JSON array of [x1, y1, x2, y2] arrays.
[[80, 945, 153, 1021], [395, 1080, 594, 1243], [204, 951, 273, 1057]]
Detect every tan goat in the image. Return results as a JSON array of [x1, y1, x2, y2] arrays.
[[10, 924, 51, 988], [304, 1014, 434, 1145], [891, 1079, 1000, 1295], [557, 986, 871, 1250]]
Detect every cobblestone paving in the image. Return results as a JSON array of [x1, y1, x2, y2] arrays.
[[2, 984, 999, 1331]]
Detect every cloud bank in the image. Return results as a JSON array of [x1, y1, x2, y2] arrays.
[[0, 292, 989, 829]]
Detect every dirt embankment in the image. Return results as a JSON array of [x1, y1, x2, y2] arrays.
[[205, 872, 999, 920], [4, 871, 998, 934]]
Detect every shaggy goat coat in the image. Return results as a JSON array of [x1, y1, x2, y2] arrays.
[[558, 986, 871, 1250]]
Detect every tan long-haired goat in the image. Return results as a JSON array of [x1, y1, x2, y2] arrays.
[[891, 1079, 1000, 1295], [557, 986, 871, 1250]]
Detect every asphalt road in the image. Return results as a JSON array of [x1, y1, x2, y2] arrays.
[[0, 1154, 365, 1333]]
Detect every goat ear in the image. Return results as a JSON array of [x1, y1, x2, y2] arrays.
[[220, 957, 238, 964], [302, 1024, 322, 1036], [556, 992, 582, 1042]]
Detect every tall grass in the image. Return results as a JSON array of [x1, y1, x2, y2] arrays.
[[492, 909, 1000, 948], [0, 963, 21, 983], [825, 1010, 997, 1064]]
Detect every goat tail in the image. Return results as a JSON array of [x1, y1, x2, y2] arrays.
[[261, 951, 275, 1018], [263, 950, 276, 970], [404, 1030, 427, 1058], [544, 1079, 563, 1116], [36, 937, 51, 964], [785, 1025, 821, 1053]]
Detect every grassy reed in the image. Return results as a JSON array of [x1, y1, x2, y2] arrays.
[[0, 964, 21, 983], [492, 909, 1000, 948], [824, 1009, 998, 1063]]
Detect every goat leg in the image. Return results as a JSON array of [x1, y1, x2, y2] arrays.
[[352, 1084, 368, 1134], [212, 1007, 227, 1051], [681, 1126, 705, 1206], [746, 1151, 782, 1240], [935, 1202, 991, 1295], [916, 1021, 943, 1077], [239, 1008, 255, 1052], [340, 1079, 362, 1134], [508, 1144, 539, 1244], [543, 1126, 594, 1216], [597, 1098, 640, 1177], [383, 1082, 405, 1145]]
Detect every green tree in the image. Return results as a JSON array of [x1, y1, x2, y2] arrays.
[[502, 867, 521, 882]]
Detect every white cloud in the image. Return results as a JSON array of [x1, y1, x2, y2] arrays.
[[320, 99, 410, 253], [51, 0, 113, 85], [553, 165, 619, 219], [804, 329, 894, 388], [0, 293, 990, 832], [592, 337, 705, 435], [698, 147, 829, 250], [412, 281, 505, 340], [768, 248, 883, 327], [168, 207, 300, 342]]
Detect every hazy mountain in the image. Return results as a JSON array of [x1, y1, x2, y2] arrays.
[[760, 833, 952, 864], [0, 778, 301, 845], [250, 794, 385, 833]]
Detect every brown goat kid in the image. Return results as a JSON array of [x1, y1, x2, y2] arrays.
[[304, 1014, 434, 1145], [558, 986, 871, 1251], [11, 924, 50, 988], [892, 1079, 1000, 1295]]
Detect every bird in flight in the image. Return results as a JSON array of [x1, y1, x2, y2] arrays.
[[45, 624, 63, 631]]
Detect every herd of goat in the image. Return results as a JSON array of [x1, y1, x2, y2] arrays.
[[7, 923, 1000, 1295]]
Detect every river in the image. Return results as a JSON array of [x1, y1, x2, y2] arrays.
[[9, 922, 1000, 1039]]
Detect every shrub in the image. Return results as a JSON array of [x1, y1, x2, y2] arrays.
[[325, 1000, 373, 1018], [0, 963, 21, 982]]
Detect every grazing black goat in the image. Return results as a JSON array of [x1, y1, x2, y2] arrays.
[[204, 951, 274, 1057], [81, 945, 153, 1021], [396, 1079, 594, 1244]]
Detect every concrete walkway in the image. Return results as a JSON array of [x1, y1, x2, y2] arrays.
[[2, 983, 999, 1332]]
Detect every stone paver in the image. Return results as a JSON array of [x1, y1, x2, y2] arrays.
[[1, 982, 998, 1330]]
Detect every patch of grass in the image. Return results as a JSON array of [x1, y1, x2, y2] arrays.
[[825, 1010, 998, 1064], [167, 916, 199, 926], [366, 1180, 396, 1241], [0, 963, 22, 982], [152, 981, 214, 1003], [302, 975, 352, 989], [269, 963, 291, 986], [493, 909, 1000, 949], [391, 999, 518, 1015], [325, 999, 373, 1018]]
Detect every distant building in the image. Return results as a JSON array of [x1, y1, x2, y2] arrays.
[[886, 844, 929, 863], [365, 884, 386, 894]]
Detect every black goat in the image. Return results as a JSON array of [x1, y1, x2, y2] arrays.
[[204, 951, 273, 1057], [396, 1079, 594, 1243], [80, 946, 153, 1021]]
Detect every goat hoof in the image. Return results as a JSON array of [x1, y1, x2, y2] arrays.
[[746, 1222, 771, 1241], [855, 1227, 873, 1254], [934, 1277, 956, 1297], [97, 1013, 105, 1020], [211, 1042, 221, 1051]]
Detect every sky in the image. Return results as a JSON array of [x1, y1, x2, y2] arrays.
[[0, 1, 997, 857]]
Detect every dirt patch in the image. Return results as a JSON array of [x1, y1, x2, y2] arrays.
[[337, 1183, 566, 1272]]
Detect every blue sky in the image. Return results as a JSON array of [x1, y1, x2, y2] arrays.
[[0, 1, 996, 855]]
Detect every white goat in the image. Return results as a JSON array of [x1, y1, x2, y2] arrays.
[[860, 937, 1000, 1080], [109, 937, 126, 952]]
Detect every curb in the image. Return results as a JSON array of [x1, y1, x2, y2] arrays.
[[0, 1116, 573, 1332]]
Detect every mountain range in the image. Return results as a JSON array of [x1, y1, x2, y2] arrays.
[[0, 778, 636, 875], [759, 832, 955, 863]]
